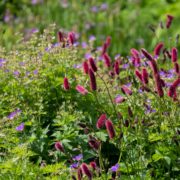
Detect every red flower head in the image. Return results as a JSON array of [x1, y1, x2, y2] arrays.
[[105, 120, 116, 139], [154, 42, 164, 56], [121, 85, 132, 95], [106, 36, 111, 47], [154, 74, 164, 97], [130, 48, 139, 57], [89, 69, 97, 91], [96, 114, 107, 129], [55, 141, 64, 153], [77, 167, 83, 180], [142, 68, 149, 84], [135, 69, 143, 82], [174, 62, 180, 74], [149, 59, 159, 75], [90, 161, 97, 170], [76, 85, 88, 95], [58, 31, 64, 42], [68, 32, 76, 45], [171, 47, 178, 63], [88, 57, 97, 72], [103, 53, 111, 67], [114, 60, 120, 75], [166, 14, 174, 29], [168, 78, 180, 98], [63, 77, 70, 90], [82, 61, 89, 74], [81, 163, 92, 179], [141, 48, 153, 61], [88, 136, 100, 150]]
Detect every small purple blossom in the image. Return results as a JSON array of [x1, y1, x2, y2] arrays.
[[7, 109, 21, 120], [31, 0, 43, 5], [16, 123, 24, 131], [91, 6, 99, 12], [114, 54, 121, 60], [84, 53, 92, 59], [73, 64, 82, 69], [13, 71, 20, 76], [100, 3, 108, 10], [122, 63, 129, 69], [72, 154, 83, 161], [110, 163, 119, 172], [0, 59, 6, 67], [89, 35, 96, 42], [33, 70, 38, 75], [82, 42, 88, 49], [70, 162, 79, 169]]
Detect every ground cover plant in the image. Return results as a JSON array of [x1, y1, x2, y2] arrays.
[[0, 1, 180, 180]]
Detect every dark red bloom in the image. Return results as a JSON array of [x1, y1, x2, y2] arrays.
[[154, 74, 164, 97], [83, 61, 89, 74], [90, 161, 97, 170], [171, 47, 178, 63], [76, 85, 88, 95], [89, 57, 97, 72], [77, 168, 83, 180], [96, 114, 107, 129], [154, 42, 164, 56], [168, 78, 180, 98], [174, 62, 180, 74], [128, 107, 133, 117], [166, 14, 174, 29], [103, 53, 111, 67], [81, 163, 92, 179], [121, 85, 132, 95], [114, 60, 120, 75], [149, 59, 159, 75], [102, 42, 108, 55], [105, 120, 116, 139], [55, 142, 64, 153], [89, 69, 97, 91], [135, 69, 143, 82], [58, 31, 64, 42], [141, 48, 153, 61], [106, 36, 111, 47], [68, 32, 76, 45], [63, 77, 70, 90], [88, 136, 100, 150], [142, 68, 149, 84], [130, 48, 139, 57]]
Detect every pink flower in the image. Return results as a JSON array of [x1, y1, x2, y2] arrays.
[[105, 120, 116, 139], [171, 47, 178, 63], [82, 61, 89, 74], [114, 60, 120, 75], [55, 142, 64, 153], [154, 42, 164, 56], [166, 14, 174, 29], [81, 163, 92, 179], [121, 85, 132, 95], [96, 114, 107, 129], [89, 69, 97, 91], [135, 69, 143, 82], [76, 85, 88, 95], [103, 53, 111, 67], [114, 95, 125, 104], [142, 68, 149, 84], [141, 48, 153, 61], [88, 57, 97, 72], [68, 32, 76, 45], [63, 77, 70, 90], [90, 161, 97, 170]]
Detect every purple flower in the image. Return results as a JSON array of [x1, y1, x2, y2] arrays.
[[70, 162, 79, 169], [73, 64, 82, 69], [100, 3, 108, 10], [114, 54, 121, 60], [110, 163, 119, 172], [33, 70, 38, 75], [13, 71, 20, 76], [89, 35, 96, 42], [91, 6, 99, 12], [16, 123, 24, 131], [0, 59, 6, 67], [31, 0, 43, 5], [7, 109, 21, 120], [122, 63, 129, 69], [82, 42, 88, 49], [72, 154, 83, 161], [84, 53, 92, 59]]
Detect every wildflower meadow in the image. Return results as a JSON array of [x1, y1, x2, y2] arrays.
[[0, 1, 180, 180]]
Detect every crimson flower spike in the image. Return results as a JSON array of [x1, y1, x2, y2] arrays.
[[105, 120, 116, 139], [141, 48, 153, 61], [168, 78, 180, 98], [154, 74, 164, 97], [68, 32, 76, 45], [174, 62, 180, 74], [171, 47, 178, 63], [166, 14, 174, 29], [114, 60, 120, 75], [142, 68, 149, 84], [63, 77, 70, 90], [96, 114, 107, 129], [103, 53, 111, 67], [55, 142, 64, 153], [106, 36, 111, 47], [130, 48, 139, 57], [81, 163, 92, 180], [58, 31, 64, 42], [154, 42, 164, 56], [89, 69, 97, 91], [76, 85, 88, 95], [135, 69, 143, 82], [121, 85, 132, 95], [89, 161, 97, 170], [88, 57, 97, 72], [82, 61, 89, 74], [149, 59, 159, 75], [77, 168, 83, 180]]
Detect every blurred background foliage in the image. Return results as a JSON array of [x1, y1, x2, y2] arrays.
[[0, 0, 180, 54]]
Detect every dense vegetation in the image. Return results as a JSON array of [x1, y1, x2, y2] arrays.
[[0, 1, 180, 179]]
